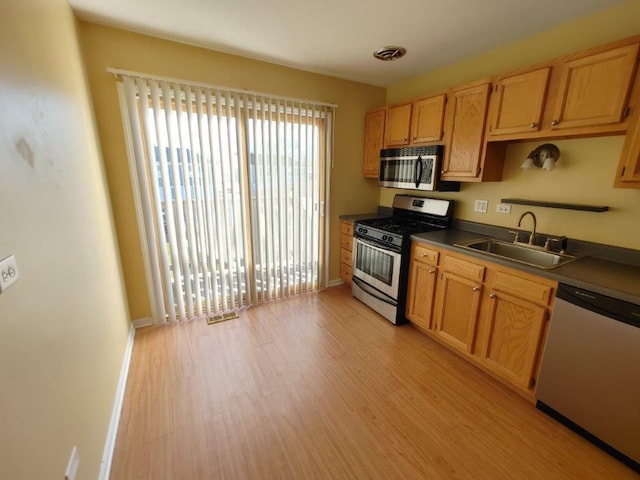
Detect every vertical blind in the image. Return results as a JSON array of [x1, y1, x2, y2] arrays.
[[118, 72, 334, 324]]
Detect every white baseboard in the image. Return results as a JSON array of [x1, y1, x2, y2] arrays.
[[99, 324, 136, 480], [327, 278, 345, 287], [133, 316, 153, 328]]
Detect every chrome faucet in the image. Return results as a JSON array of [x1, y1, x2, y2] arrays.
[[517, 211, 537, 245]]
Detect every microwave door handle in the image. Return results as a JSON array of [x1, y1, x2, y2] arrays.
[[415, 156, 423, 188]]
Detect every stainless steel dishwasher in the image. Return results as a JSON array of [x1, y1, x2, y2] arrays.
[[536, 284, 640, 473]]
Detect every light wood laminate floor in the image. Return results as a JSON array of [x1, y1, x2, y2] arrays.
[[110, 285, 639, 479]]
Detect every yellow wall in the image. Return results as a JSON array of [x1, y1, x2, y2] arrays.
[[78, 22, 385, 320], [0, 1, 131, 479], [383, 0, 640, 251]]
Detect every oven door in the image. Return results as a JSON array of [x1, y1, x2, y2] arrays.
[[352, 236, 402, 300]]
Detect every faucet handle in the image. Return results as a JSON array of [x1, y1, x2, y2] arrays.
[[545, 236, 568, 253], [508, 230, 520, 243]]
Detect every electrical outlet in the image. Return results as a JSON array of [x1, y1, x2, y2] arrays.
[[0, 255, 19, 293], [65, 446, 79, 480], [496, 203, 512, 214], [474, 200, 488, 213]]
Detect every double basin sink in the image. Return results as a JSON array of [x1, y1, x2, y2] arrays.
[[454, 238, 579, 270]]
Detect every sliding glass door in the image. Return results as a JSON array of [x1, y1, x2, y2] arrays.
[[119, 75, 333, 323]]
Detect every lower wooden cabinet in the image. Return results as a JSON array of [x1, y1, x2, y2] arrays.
[[434, 271, 482, 353], [406, 244, 439, 331], [480, 290, 547, 390], [339, 220, 354, 286], [406, 241, 557, 399]]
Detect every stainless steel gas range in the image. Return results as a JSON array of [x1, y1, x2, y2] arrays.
[[352, 194, 454, 324]]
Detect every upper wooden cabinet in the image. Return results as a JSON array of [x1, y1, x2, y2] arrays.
[[551, 43, 639, 130], [488, 67, 551, 136], [487, 40, 640, 141], [362, 107, 386, 178], [384, 94, 447, 148], [442, 81, 506, 182], [369, 34, 640, 187], [442, 82, 490, 178], [385, 102, 413, 147], [615, 80, 640, 188], [410, 94, 446, 143]]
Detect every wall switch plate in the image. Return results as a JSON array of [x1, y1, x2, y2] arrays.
[[474, 200, 488, 213], [0, 255, 19, 293], [65, 446, 79, 480], [496, 203, 512, 214]]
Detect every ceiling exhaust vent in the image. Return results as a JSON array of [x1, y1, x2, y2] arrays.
[[373, 46, 407, 61]]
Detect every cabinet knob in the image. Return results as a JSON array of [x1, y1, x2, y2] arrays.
[[530, 122, 537, 128], [489, 292, 497, 299], [472, 286, 480, 292], [551, 119, 559, 126], [428, 268, 436, 274], [412, 137, 417, 141], [402, 138, 408, 143], [441, 170, 446, 175]]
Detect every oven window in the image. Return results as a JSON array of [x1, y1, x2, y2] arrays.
[[355, 242, 395, 286]]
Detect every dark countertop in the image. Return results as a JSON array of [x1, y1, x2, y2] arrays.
[[411, 228, 640, 305], [339, 206, 392, 223], [339, 213, 382, 223]]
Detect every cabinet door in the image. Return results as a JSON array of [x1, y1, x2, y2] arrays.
[[551, 43, 639, 130], [411, 94, 446, 143], [481, 290, 547, 391], [385, 102, 412, 147], [442, 82, 491, 179], [406, 261, 438, 331], [339, 221, 354, 286], [489, 68, 550, 135], [615, 80, 640, 188], [434, 271, 482, 353], [363, 108, 386, 178]]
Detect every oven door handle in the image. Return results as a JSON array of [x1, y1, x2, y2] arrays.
[[415, 156, 423, 188], [352, 277, 398, 307]]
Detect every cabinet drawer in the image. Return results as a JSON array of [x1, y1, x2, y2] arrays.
[[492, 271, 553, 305], [341, 234, 353, 251], [341, 221, 354, 236], [441, 255, 485, 282], [411, 243, 439, 266], [340, 262, 352, 284], [340, 247, 352, 266]]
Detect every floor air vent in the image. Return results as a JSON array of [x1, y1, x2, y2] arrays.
[[206, 311, 239, 325]]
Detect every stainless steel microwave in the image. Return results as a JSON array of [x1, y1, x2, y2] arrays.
[[379, 146, 460, 192]]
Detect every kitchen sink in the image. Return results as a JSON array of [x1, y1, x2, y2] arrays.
[[454, 238, 579, 270]]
